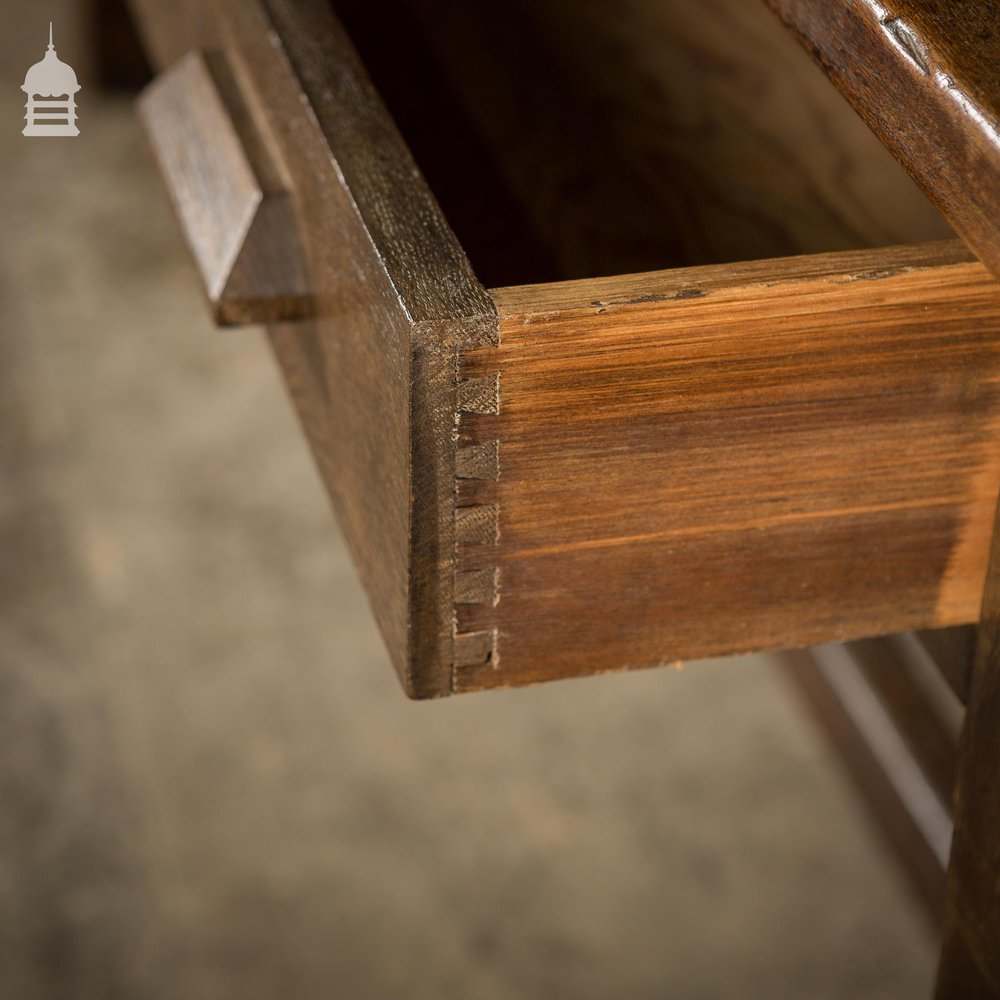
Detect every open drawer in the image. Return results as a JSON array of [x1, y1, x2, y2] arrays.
[[127, 0, 1000, 698]]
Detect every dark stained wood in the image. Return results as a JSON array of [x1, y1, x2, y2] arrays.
[[765, 0, 1000, 281], [138, 51, 311, 326], [936, 491, 1000, 997], [238, 0, 500, 698], [335, 0, 951, 284], [456, 242, 1000, 692], [91, 0, 151, 91], [782, 643, 954, 927], [129, 0, 498, 697]]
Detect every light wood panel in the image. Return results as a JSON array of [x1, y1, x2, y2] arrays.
[[457, 242, 1000, 691]]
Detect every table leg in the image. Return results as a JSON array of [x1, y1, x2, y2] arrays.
[[935, 500, 1000, 998]]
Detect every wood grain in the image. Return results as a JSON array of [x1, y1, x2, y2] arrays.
[[138, 50, 311, 325], [129, 0, 1000, 700], [457, 242, 1000, 691], [766, 0, 1000, 281], [129, 0, 498, 697], [339, 0, 951, 285]]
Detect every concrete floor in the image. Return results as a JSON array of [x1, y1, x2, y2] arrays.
[[1, 6, 936, 998]]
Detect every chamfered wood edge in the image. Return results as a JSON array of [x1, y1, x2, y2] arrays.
[[136, 49, 313, 326], [257, 0, 497, 329]]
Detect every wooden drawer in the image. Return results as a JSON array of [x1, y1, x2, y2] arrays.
[[127, 0, 1000, 698]]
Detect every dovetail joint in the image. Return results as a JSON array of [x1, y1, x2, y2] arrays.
[[455, 503, 500, 547], [453, 370, 501, 677], [453, 628, 498, 671], [458, 373, 500, 415], [456, 440, 499, 481]]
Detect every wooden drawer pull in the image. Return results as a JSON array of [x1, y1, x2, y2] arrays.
[[138, 50, 310, 326]]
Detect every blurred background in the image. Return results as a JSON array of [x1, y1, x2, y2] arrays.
[[1, 1, 938, 997]]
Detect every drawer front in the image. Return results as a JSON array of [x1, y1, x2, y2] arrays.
[[130, 0, 1000, 697], [130, 0, 498, 698]]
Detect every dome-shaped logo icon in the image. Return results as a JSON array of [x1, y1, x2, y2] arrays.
[[22, 23, 81, 137]]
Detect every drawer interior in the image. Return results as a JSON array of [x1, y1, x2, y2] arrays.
[[332, 0, 953, 287]]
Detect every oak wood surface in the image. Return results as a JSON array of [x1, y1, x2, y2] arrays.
[[129, 0, 498, 697], [765, 0, 1000, 281], [457, 242, 1000, 691], [336, 0, 952, 285], [138, 50, 311, 325]]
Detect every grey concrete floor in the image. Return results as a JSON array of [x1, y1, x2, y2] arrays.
[[1, 7, 936, 998]]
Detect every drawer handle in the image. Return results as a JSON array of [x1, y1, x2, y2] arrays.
[[138, 50, 311, 326]]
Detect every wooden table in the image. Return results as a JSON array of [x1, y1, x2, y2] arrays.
[[123, 1, 1000, 993]]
